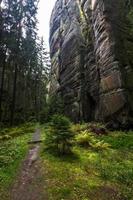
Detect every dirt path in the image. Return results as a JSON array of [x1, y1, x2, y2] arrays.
[[10, 129, 47, 200]]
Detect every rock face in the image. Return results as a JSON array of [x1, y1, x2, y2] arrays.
[[49, 0, 133, 124]]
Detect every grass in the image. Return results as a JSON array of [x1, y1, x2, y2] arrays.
[[41, 126, 133, 200], [0, 123, 133, 200], [0, 122, 35, 141], [0, 124, 35, 200]]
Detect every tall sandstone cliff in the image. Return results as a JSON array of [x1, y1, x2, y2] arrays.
[[49, 0, 133, 124]]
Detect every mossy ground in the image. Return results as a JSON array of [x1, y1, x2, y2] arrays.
[[0, 124, 35, 200], [1, 123, 133, 200], [41, 125, 133, 200]]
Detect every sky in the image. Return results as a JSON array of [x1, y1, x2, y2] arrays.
[[37, 0, 56, 50]]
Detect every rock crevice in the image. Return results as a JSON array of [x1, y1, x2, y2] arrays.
[[49, 0, 133, 124]]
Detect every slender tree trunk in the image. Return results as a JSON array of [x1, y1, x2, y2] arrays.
[[10, 63, 18, 126], [0, 57, 6, 122], [34, 75, 38, 120]]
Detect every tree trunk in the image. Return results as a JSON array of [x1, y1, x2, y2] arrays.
[[10, 63, 18, 126], [0, 57, 6, 122], [34, 75, 38, 120]]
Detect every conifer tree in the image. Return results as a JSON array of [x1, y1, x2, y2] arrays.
[[0, 0, 51, 126]]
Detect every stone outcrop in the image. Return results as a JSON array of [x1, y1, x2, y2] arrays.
[[49, 0, 133, 124]]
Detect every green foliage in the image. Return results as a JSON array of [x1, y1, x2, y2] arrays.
[[0, 127, 32, 199], [40, 95, 65, 124], [48, 95, 64, 117], [76, 130, 93, 147], [100, 131, 133, 150], [0, 123, 35, 141], [39, 107, 49, 123], [76, 130, 110, 150], [0, 0, 50, 126], [51, 114, 71, 130], [45, 115, 74, 155], [71, 123, 88, 134], [41, 128, 133, 200]]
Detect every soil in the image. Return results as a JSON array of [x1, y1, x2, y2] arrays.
[[10, 129, 47, 200]]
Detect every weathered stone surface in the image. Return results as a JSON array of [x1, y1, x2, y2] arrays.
[[49, 0, 133, 123]]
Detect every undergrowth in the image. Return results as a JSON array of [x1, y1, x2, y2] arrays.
[[0, 124, 34, 200], [0, 123, 35, 141], [41, 123, 133, 200]]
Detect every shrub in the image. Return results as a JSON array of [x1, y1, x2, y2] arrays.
[[48, 96, 64, 116], [45, 115, 74, 155], [71, 123, 88, 134], [76, 130, 95, 147], [0, 123, 35, 142], [91, 140, 110, 150], [76, 130, 110, 150], [39, 95, 65, 124]]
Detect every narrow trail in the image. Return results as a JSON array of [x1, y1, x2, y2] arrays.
[[10, 128, 47, 200]]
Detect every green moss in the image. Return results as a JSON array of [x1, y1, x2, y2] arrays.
[[0, 123, 35, 142], [0, 124, 34, 199], [41, 126, 133, 200]]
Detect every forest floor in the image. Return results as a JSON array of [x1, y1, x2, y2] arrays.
[[0, 124, 47, 200], [10, 128, 47, 200], [41, 124, 133, 200], [0, 123, 133, 200]]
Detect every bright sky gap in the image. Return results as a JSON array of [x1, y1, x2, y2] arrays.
[[37, 0, 56, 50]]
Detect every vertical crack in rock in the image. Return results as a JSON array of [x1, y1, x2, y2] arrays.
[[49, 0, 133, 125]]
